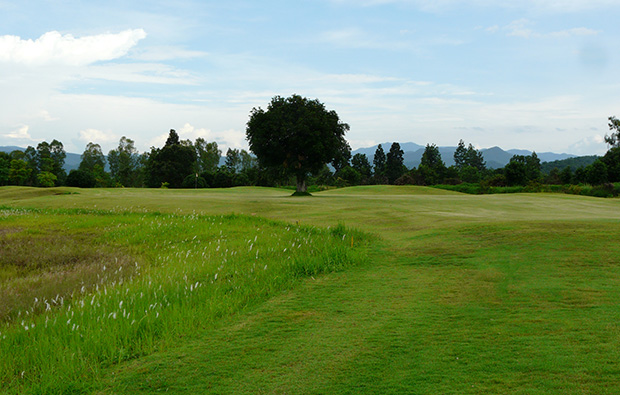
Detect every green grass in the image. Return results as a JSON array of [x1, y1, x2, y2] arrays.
[[1, 185, 620, 394], [0, 206, 369, 394]]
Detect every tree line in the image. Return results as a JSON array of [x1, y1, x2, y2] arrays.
[[1, 99, 619, 190]]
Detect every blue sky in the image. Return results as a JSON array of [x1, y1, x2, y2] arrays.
[[0, 0, 618, 156]]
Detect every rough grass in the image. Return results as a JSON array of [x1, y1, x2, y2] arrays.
[[0, 206, 369, 394], [1, 186, 620, 394]]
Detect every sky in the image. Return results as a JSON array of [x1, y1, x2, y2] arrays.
[[0, 0, 619, 156]]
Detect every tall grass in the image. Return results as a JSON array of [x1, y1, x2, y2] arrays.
[[0, 208, 369, 394]]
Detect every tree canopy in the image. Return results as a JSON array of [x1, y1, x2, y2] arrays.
[[385, 142, 405, 184], [146, 130, 197, 188], [246, 94, 350, 193]]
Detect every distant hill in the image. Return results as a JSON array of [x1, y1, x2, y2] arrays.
[[541, 156, 599, 173], [352, 143, 579, 169]]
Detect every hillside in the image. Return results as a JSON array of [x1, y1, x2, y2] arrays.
[[541, 155, 599, 173]]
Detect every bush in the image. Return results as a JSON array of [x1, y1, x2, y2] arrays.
[[66, 170, 96, 188], [394, 174, 415, 185]]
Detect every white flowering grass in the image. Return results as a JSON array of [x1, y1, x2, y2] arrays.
[[0, 207, 369, 393]]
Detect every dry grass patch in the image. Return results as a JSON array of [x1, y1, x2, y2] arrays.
[[0, 223, 137, 322]]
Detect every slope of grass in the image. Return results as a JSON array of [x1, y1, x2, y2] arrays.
[[1, 186, 620, 394]]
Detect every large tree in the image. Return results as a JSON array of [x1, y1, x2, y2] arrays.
[[386, 142, 406, 184], [79, 142, 106, 173], [195, 138, 221, 173], [351, 153, 372, 181], [246, 94, 350, 193], [373, 144, 386, 178], [418, 144, 446, 185], [146, 130, 196, 188], [35, 140, 66, 186], [108, 136, 140, 187]]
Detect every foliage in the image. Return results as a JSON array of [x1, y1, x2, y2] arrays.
[[67, 169, 97, 188], [605, 116, 620, 148], [540, 155, 598, 174], [504, 153, 541, 186], [416, 144, 446, 185], [79, 142, 106, 174], [420, 143, 445, 170], [453, 139, 467, 169], [36, 171, 57, 187], [225, 148, 242, 173], [351, 153, 372, 182], [35, 140, 66, 186], [385, 142, 406, 184], [0, 152, 9, 186], [195, 138, 221, 173], [372, 144, 386, 179], [338, 166, 362, 186], [8, 159, 31, 185], [146, 130, 197, 188], [108, 137, 141, 187], [246, 95, 350, 193], [601, 147, 620, 182]]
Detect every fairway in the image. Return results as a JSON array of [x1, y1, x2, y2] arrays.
[[2, 186, 620, 394]]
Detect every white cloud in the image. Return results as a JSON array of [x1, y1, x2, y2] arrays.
[[177, 123, 247, 151], [39, 110, 59, 121], [130, 46, 208, 62], [548, 27, 599, 38], [3, 125, 34, 141], [567, 134, 607, 155], [78, 128, 119, 144], [0, 29, 147, 66], [503, 19, 599, 39], [80, 63, 198, 85]]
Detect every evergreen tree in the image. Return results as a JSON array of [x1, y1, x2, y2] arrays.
[[385, 142, 405, 184], [373, 144, 386, 177], [419, 144, 446, 185], [465, 143, 486, 171], [453, 139, 467, 169], [351, 153, 372, 181]]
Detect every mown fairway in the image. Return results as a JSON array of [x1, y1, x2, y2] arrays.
[[2, 186, 620, 394]]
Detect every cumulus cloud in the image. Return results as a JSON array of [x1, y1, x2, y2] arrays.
[[567, 134, 607, 155], [178, 123, 247, 151], [78, 128, 119, 143], [148, 123, 247, 152], [3, 125, 34, 141], [0, 29, 147, 66]]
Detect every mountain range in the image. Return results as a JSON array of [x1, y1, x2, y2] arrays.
[[352, 143, 578, 169], [1, 143, 581, 172]]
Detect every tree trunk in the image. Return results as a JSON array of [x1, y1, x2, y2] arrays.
[[296, 176, 307, 193]]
